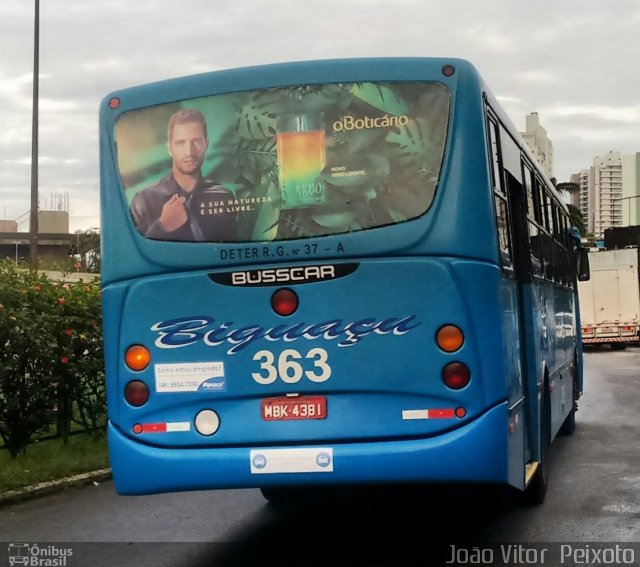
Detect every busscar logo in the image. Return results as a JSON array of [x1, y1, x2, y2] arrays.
[[210, 263, 359, 287], [232, 265, 335, 285], [8, 544, 73, 567]]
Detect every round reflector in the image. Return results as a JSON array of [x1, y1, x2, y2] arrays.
[[124, 380, 150, 407], [442, 362, 471, 390], [109, 97, 121, 109], [271, 288, 298, 316], [455, 407, 467, 418], [125, 345, 150, 371], [436, 325, 464, 352], [195, 409, 220, 436]]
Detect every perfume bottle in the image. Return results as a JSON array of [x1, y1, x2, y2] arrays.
[[276, 113, 327, 209]]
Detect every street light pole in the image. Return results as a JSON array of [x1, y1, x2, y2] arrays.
[[29, 0, 40, 269]]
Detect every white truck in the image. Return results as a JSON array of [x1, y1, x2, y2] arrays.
[[578, 247, 640, 349]]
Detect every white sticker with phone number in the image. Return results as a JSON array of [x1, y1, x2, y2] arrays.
[[155, 362, 225, 392]]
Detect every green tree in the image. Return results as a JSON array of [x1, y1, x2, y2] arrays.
[[73, 229, 100, 273], [0, 263, 105, 457], [0, 265, 57, 457], [554, 182, 585, 236], [567, 204, 587, 236], [555, 181, 580, 195]]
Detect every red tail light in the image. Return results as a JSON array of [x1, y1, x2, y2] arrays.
[[442, 362, 471, 390], [271, 288, 298, 316], [125, 380, 150, 407]]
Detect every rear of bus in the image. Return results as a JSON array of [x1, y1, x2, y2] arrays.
[[100, 58, 516, 495]]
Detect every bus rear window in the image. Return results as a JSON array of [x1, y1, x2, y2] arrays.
[[115, 81, 451, 243]]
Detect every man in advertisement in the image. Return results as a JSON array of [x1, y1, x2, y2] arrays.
[[130, 109, 237, 242]]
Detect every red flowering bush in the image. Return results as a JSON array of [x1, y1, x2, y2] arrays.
[[0, 262, 104, 457]]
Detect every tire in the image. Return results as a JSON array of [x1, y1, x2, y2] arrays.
[[524, 388, 550, 505], [260, 487, 294, 506], [559, 406, 576, 435], [260, 486, 318, 508], [611, 343, 627, 351]]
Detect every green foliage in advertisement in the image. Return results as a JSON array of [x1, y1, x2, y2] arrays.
[[349, 83, 410, 115]]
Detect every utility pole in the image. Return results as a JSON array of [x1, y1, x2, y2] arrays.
[[29, 0, 40, 269]]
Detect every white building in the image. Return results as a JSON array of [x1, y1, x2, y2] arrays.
[[574, 151, 636, 238], [621, 154, 640, 226], [576, 169, 594, 234], [521, 112, 554, 180]]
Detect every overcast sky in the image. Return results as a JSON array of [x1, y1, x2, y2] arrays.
[[1, 0, 639, 232]]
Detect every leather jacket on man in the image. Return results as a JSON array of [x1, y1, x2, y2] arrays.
[[130, 174, 237, 242]]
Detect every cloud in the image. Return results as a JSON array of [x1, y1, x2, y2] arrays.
[[513, 70, 555, 85], [3, 157, 82, 166], [1, 0, 639, 227], [547, 104, 640, 123]]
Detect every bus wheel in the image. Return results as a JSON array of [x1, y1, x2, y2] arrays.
[[260, 487, 293, 506], [611, 343, 627, 350], [260, 486, 315, 508], [261, 486, 330, 509], [524, 392, 550, 505]]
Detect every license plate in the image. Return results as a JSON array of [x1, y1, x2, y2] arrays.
[[261, 396, 327, 421], [598, 327, 617, 334]]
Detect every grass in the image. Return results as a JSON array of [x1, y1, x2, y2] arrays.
[[0, 433, 110, 493]]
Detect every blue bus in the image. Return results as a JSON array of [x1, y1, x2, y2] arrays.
[[100, 58, 590, 504]]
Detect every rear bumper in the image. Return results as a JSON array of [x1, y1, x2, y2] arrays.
[[582, 336, 637, 344], [108, 401, 509, 495]]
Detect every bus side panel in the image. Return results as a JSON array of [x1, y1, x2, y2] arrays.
[[502, 278, 525, 491], [548, 286, 578, 440], [520, 283, 543, 462], [521, 282, 577, 460], [449, 262, 509, 405], [507, 402, 525, 490], [102, 282, 129, 425], [451, 263, 524, 490]]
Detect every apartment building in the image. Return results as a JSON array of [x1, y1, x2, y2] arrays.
[[521, 112, 554, 180], [574, 151, 640, 238], [621, 153, 640, 226]]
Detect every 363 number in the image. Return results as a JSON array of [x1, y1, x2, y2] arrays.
[[251, 348, 332, 384]]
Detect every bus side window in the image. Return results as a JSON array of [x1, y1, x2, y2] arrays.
[[529, 223, 543, 278], [488, 118, 512, 270], [550, 203, 560, 283], [537, 181, 553, 281], [495, 194, 513, 269], [523, 162, 543, 278], [539, 180, 550, 233], [488, 119, 504, 193], [559, 214, 571, 286]]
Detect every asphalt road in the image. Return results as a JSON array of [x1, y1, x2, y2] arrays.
[[1, 348, 638, 566]]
